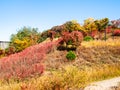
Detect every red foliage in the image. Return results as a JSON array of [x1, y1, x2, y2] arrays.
[[71, 31, 83, 43], [113, 29, 120, 36], [91, 30, 98, 38], [0, 41, 57, 80], [106, 26, 112, 33], [61, 31, 83, 44], [57, 31, 83, 50]]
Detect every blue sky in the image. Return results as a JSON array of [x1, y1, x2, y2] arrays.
[[0, 0, 120, 41]]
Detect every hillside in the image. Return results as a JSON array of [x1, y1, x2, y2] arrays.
[[1, 1, 120, 89], [0, 38, 120, 90]]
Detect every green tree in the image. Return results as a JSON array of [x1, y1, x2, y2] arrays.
[[10, 27, 40, 52]]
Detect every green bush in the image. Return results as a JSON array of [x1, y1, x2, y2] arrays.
[[84, 36, 93, 41], [66, 51, 76, 60]]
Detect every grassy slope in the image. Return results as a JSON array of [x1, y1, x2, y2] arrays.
[[44, 38, 120, 70], [0, 38, 120, 90]]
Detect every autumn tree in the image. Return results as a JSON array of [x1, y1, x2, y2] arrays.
[[47, 20, 85, 40], [64, 20, 85, 32], [111, 18, 120, 29], [10, 27, 40, 52], [94, 18, 109, 39], [83, 18, 97, 36], [50, 25, 67, 38]]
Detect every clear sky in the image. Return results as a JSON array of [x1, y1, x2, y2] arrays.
[[0, 0, 120, 41]]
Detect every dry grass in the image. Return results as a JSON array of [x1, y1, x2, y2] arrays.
[[44, 38, 120, 70], [0, 64, 120, 90], [81, 38, 120, 47]]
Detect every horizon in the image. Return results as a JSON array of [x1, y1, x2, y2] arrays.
[[0, 0, 120, 41]]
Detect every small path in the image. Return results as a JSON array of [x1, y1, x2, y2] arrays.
[[84, 77, 120, 90]]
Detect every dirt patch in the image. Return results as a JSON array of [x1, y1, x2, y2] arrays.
[[84, 77, 120, 90]]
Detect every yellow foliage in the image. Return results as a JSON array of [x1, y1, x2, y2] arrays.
[[84, 18, 97, 33], [13, 37, 30, 52], [64, 20, 84, 32]]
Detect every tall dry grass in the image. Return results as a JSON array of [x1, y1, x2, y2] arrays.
[[81, 38, 120, 47], [0, 64, 120, 90]]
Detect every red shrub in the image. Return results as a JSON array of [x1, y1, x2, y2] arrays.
[[106, 29, 111, 33], [0, 41, 57, 80], [91, 30, 98, 38], [106, 26, 112, 33], [61, 31, 83, 44], [113, 29, 120, 36], [57, 31, 83, 50]]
